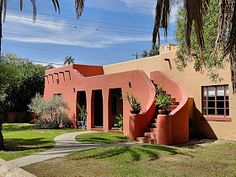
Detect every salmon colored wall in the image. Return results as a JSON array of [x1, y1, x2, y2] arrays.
[[44, 64, 155, 138], [104, 45, 236, 141]]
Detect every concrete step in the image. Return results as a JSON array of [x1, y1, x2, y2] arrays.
[[136, 137, 149, 143], [144, 132, 157, 139], [149, 139, 158, 144]]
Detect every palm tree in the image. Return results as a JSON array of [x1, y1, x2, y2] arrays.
[[0, 0, 85, 150], [152, 0, 236, 93], [64, 56, 75, 65]]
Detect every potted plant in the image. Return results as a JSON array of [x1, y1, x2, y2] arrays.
[[115, 114, 123, 130], [155, 94, 172, 114], [155, 84, 164, 96], [124, 92, 141, 114], [77, 104, 87, 129]]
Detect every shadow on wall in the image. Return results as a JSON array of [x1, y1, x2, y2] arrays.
[[189, 98, 217, 139]]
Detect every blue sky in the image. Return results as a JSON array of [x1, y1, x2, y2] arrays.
[[3, 0, 179, 66]]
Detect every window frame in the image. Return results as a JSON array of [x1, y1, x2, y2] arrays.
[[201, 85, 231, 122]]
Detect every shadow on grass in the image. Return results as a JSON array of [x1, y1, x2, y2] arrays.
[[3, 123, 35, 132], [77, 136, 129, 144], [3, 138, 52, 151], [175, 139, 217, 149], [70, 144, 191, 162]]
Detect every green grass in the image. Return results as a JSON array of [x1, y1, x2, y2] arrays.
[[76, 132, 129, 144], [24, 142, 236, 177], [0, 123, 79, 160]]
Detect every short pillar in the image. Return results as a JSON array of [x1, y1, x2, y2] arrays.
[[156, 114, 172, 145]]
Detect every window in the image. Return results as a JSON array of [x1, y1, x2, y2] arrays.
[[202, 85, 229, 116], [53, 93, 62, 98]]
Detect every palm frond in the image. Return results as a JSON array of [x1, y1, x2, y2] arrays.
[[152, 0, 209, 54], [30, 0, 37, 22], [75, 0, 85, 19], [152, 0, 171, 49], [19, 0, 23, 11], [52, 0, 60, 13], [184, 0, 209, 58], [3, 0, 6, 22]]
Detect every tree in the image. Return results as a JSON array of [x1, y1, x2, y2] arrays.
[[0, 54, 45, 113], [0, 54, 46, 149], [141, 50, 149, 58], [64, 56, 75, 65], [175, 0, 222, 80], [152, 0, 236, 92], [141, 47, 160, 58]]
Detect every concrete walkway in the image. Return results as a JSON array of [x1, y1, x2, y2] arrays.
[[9, 131, 138, 167], [9, 131, 99, 167]]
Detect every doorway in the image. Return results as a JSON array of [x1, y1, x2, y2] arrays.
[[76, 91, 87, 127], [92, 90, 103, 127], [109, 88, 123, 129]]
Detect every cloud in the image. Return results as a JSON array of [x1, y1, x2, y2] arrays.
[[5, 14, 65, 31], [4, 11, 154, 48], [121, 0, 156, 15]]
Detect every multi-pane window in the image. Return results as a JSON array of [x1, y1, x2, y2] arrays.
[[202, 85, 229, 116]]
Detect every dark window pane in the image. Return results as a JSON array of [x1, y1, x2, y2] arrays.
[[217, 96, 224, 101], [217, 101, 224, 109], [208, 97, 215, 101], [226, 101, 229, 108], [208, 109, 215, 115], [208, 101, 215, 108], [217, 109, 224, 115]]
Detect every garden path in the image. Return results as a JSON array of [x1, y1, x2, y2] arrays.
[[9, 131, 137, 167]]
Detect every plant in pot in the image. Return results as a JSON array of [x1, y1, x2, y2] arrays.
[[155, 94, 172, 115], [77, 104, 87, 129], [125, 92, 141, 114], [155, 84, 165, 96], [115, 114, 123, 130]]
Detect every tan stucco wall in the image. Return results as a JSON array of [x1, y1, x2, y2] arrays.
[[103, 46, 236, 141]]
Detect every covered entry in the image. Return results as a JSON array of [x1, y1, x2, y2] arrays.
[[109, 88, 123, 129], [76, 91, 87, 127], [92, 90, 103, 127]]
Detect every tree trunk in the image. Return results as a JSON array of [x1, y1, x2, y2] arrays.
[[0, 0, 2, 62], [230, 45, 236, 94], [0, 0, 4, 150]]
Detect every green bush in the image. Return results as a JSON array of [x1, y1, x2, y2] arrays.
[[155, 94, 172, 111], [115, 114, 123, 130], [28, 94, 72, 129]]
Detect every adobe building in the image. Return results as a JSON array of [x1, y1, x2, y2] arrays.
[[44, 44, 236, 144]]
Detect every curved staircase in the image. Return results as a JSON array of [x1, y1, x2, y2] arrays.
[[132, 71, 189, 145]]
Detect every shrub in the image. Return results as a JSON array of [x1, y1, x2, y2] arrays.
[[115, 114, 123, 130], [28, 94, 72, 129], [77, 104, 87, 128], [124, 92, 141, 114], [155, 84, 164, 96]]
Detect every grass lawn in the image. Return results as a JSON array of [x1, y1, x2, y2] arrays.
[[24, 133, 236, 177], [0, 123, 79, 160], [76, 132, 129, 144]]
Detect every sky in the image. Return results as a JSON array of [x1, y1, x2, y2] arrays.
[[3, 0, 179, 66]]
